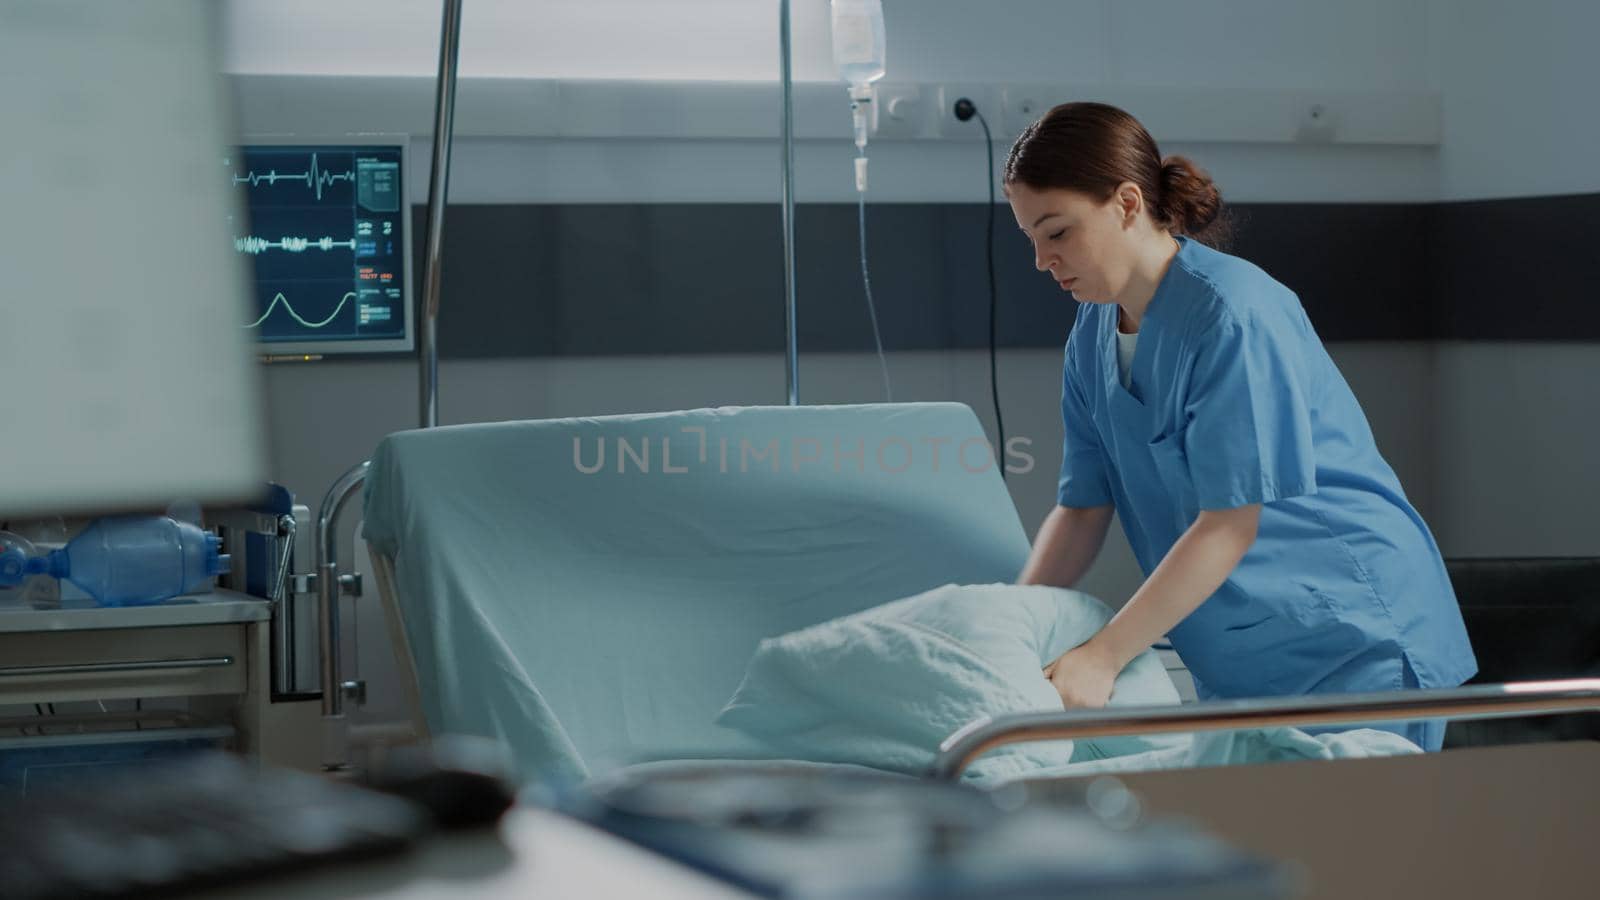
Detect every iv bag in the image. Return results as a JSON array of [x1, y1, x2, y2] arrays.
[[832, 0, 886, 88]]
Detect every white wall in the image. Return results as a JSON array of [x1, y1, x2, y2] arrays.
[[1431, 0, 1600, 200], [222, 0, 1430, 88], [1426, 0, 1600, 558], [222, 0, 1442, 204], [1430, 344, 1600, 558]]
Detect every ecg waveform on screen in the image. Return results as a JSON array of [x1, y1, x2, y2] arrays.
[[234, 235, 357, 255], [231, 153, 354, 201], [246, 291, 357, 330]]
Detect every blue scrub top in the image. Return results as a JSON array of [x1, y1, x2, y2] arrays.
[[1059, 237, 1476, 707]]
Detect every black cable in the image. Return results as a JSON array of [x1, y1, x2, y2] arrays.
[[952, 99, 1007, 479], [971, 110, 1006, 480]]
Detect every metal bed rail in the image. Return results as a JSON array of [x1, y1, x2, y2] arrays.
[[317, 461, 370, 722], [932, 678, 1600, 780], [314, 460, 370, 769]]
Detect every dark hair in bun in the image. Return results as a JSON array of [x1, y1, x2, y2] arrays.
[[1005, 101, 1231, 248]]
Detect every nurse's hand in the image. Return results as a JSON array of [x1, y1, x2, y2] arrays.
[[1043, 642, 1118, 709]]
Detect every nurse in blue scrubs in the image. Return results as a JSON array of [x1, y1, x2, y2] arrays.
[[1010, 102, 1476, 751]]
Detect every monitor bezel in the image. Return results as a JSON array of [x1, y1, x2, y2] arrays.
[[232, 133, 415, 357]]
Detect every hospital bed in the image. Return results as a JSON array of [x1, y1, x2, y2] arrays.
[[358, 402, 1032, 783], [347, 403, 1600, 890], [351, 401, 1600, 894]]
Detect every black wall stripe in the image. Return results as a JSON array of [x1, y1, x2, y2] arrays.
[[1429, 195, 1600, 341], [1226, 204, 1434, 341], [409, 196, 1595, 358]]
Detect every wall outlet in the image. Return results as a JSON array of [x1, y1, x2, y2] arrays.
[[873, 83, 927, 139], [936, 85, 1003, 138], [1295, 101, 1340, 143], [1002, 87, 1046, 136]]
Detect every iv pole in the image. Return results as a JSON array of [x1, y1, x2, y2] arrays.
[[418, 0, 464, 429], [318, 0, 463, 765], [325, 0, 793, 760], [780, 0, 799, 405]]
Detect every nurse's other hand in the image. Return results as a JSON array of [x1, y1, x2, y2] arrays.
[[1044, 643, 1117, 709]]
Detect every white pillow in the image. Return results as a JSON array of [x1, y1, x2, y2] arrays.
[[717, 583, 1182, 781]]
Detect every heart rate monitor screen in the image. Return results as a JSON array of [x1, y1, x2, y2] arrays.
[[228, 144, 410, 353]]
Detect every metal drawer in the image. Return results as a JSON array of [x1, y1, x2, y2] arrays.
[[0, 624, 247, 704]]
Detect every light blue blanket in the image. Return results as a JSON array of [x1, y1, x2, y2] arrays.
[[996, 726, 1421, 784]]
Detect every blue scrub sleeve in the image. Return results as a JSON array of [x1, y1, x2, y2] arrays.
[[1181, 312, 1317, 509], [1058, 348, 1114, 508]]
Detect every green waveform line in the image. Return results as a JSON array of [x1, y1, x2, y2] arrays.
[[246, 291, 357, 329]]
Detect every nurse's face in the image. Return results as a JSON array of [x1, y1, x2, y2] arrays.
[[1006, 182, 1141, 305]]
